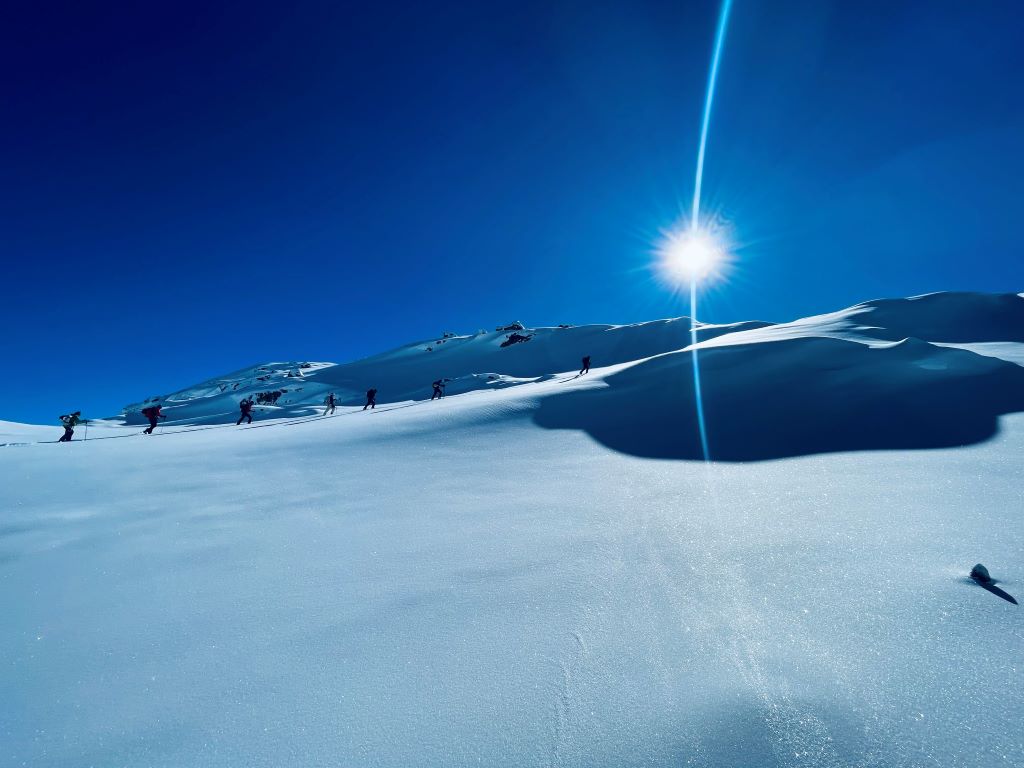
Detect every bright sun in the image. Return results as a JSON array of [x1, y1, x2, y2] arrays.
[[656, 226, 729, 286]]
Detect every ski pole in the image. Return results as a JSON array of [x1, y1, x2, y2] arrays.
[[84, 420, 89, 442]]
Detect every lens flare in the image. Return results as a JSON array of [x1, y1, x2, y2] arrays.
[[657, 225, 729, 286], [666, 0, 735, 464]]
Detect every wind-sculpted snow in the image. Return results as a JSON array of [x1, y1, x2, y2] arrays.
[[698, 291, 1024, 351], [535, 334, 1024, 460], [852, 291, 1024, 342]]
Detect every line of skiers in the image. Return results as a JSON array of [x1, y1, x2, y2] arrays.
[[57, 356, 594, 441]]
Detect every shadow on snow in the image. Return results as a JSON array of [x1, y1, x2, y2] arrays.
[[534, 336, 1024, 462]]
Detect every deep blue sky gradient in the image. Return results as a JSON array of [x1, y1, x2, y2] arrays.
[[2, 1, 1022, 422]]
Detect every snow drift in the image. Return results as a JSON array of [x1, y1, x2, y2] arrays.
[[536, 333, 1024, 460]]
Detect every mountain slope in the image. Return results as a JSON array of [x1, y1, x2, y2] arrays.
[[119, 317, 772, 425], [113, 291, 1024, 461], [2, 291, 1023, 768]]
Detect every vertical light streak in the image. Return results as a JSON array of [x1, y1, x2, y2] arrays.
[[689, 280, 711, 461], [691, 0, 734, 227], [689, 0, 733, 462]]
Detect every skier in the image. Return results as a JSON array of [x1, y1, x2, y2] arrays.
[[580, 355, 591, 375], [323, 392, 336, 416], [57, 411, 83, 442], [431, 379, 445, 400], [141, 405, 165, 435], [236, 397, 255, 425], [363, 388, 377, 410]]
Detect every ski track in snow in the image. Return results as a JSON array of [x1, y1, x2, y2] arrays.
[[625, 464, 839, 766], [547, 631, 587, 768], [699, 468, 842, 767]]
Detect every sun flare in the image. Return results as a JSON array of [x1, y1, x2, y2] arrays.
[[656, 226, 730, 286]]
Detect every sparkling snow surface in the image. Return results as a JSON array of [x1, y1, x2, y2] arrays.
[[2, 293, 1023, 767]]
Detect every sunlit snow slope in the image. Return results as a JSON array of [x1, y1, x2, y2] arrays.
[[2, 292, 1022, 768], [115, 317, 770, 426]]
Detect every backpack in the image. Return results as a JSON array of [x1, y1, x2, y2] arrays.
[[141, 406, 156, 419]]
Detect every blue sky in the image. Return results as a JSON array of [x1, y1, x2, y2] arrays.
[[2, 1, 1022, 423]]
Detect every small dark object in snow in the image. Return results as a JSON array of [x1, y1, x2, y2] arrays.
[[970, 563, 1018, 605], [970, 564, 992, 583]]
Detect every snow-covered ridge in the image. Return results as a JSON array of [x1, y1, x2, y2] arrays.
[[115, 317, 771, 425], [534, 291, 1024, 460], [110, 292, 1024, 447], [697, 290, 1024, 349]]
